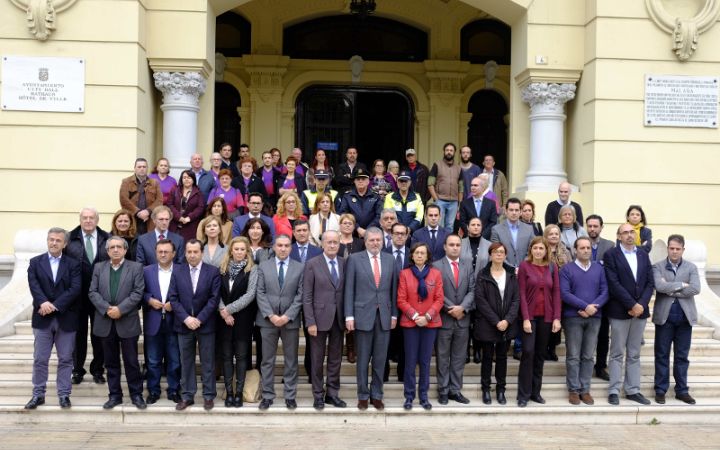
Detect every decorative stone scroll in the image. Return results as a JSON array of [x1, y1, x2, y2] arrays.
[[9, 0, 78, 41], [646, 0, 720, 61]]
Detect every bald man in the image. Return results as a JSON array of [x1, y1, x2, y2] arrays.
[[544, 181, 584, 227]]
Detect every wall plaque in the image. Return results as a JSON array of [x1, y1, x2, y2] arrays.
[[1, 55, 85, 112], [645, 75, 718, 128]]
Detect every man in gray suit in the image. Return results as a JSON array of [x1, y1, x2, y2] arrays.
[[88, 236, 146, 410], [490, 198, 534, 268], [303, 230, 347, 410], [652, 234, 700, 405], [434, 234, 475, 405], [345, 227, 398, 410], [256, 234, 304, 410]]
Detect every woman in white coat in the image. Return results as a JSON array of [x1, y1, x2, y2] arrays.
[[308, 191, 340, 246]]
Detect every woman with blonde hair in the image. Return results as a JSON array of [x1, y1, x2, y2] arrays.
[[198, 197, 233, 245], [198, 215, 227, 267], [273, 191, 307, 238], [543, 224, 572, 361], [308, 191, 340, 246]]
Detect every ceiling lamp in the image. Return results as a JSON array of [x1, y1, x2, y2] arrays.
[[350, 0, 376, 18]]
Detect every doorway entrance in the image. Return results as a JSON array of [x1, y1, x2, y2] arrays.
[[466, 89, 508, 174], [295, 86, 414, 169]]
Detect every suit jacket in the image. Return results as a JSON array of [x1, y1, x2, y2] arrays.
[[459, 196, 498, 240], [344, 251, 398, 331], [303, 255, 345, 332], [255, 257, 304, 328], [592, 237, 615, 263], [433, 257, 476, 329], [168, 263, 222, 334], [219, 267, 258, 329], [135, 230, 185, 266], [652, 258, 700, 326], [410, 227, 449, 262], [603, 246, 654, 320], [383, 244, 411, 277], [231, 214, 276, 238], [142, 263, 176, 336], [290, 242, 323, 263], [88, 260, 144, 338], [397, 267, 444, 328], [460, 236, 491, 277], [490, 220, 534, 268], [65, 225, 110, 292], [168, 186, 205, 241], [119, 175, 163, 231], [28, 253, 82, 331], [273, 214, 308, 239]]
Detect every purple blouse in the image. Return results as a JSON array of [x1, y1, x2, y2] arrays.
[[149, 173, 177, 205]]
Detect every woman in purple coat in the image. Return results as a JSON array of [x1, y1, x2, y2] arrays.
[[168, 169, 205, 241]]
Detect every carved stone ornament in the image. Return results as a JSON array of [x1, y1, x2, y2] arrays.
[[646, 0, 720, 61], [153, 72, 207, 105], [521, 82, 576, 109], [10, 0, 78, 41]]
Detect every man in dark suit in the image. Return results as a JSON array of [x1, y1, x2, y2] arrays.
[[256, 234, 304, 410], [410, 204, 448, 261], [88, 236, 146, 410], [135, 206, 184, 266], [169, 239, 221, 411], [231, 192, 276, 238], [142, 239, 181, 404], [604, 223, 654, 406], [64, 207, 109, 385], [303, 230, 347, 410], [333, 146, 368, 195], [383, 222, 410, 382], [459, 175, 498, 239], [434, 234, 476, 405], [289, 220, 323, 263], [544, 181, 584, 227], [25, 227, 82, 410], [490, 198, 534, 268], [345, 227, 398, 410]]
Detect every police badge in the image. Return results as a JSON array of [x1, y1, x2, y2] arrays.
[[38, 68, 49, 81]]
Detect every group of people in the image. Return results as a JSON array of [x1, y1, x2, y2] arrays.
[[25, 142, 700, 413]]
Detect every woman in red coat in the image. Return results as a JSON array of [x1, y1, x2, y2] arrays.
[[168, 169, 206, 241], [272, 191, 307, 239], [397, 242, 444, 411], [516, 236, 562, 407]]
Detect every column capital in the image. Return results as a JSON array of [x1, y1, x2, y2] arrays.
[[153, 72, 207, 106], [521, 82, 576, 109]]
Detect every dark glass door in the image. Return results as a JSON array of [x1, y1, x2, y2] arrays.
[[467, 89, 508, 173]]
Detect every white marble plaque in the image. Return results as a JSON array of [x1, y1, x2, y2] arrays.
[[644, 75, 718, 128], [1, 55, 85, 112]]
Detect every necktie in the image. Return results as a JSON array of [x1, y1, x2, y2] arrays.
[[451, 260, 459, 288], [372, 255, 381, 288], [386, 235, 392, 250], [300, 246, 306, 263], [158, 233, 165, 240], [278, 261, 285, 288], [190, 266, 198, 294], [85, 234, 94, 263], [330, 260, 339, 287], [395, 249, 403, 274], [475, 199, 481, 216], [430, 229, 437, 250]]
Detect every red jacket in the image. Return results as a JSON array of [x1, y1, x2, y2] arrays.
[[272, 214, 308, 238], [517, 261, 561, 323], [397, 267, 444, 328]]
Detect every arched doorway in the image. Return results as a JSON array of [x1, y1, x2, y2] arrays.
[[295, 86, 415, 168], [214, 82, 241, 159], [467, 89, 508, 173]]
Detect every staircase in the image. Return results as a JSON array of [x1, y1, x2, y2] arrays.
[[1, 319, 720, 427]]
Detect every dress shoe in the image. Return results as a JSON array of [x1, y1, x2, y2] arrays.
[[403, 399, 413, 410], [258, 398, 273, 410], [324, 396, 347, 408], [473, 350, 481, 364], [530, 394, 545, 404], [103, 398, 123, 409], [497, 391, 507, 405], [131, 396, 147, 410], [357, 399, 369, 410], [347, 350, 356, 364], [580, 393, 594, 405], [285, 399, 297, 410], [71, 374, 83, 385], [545, 351, 558, 362], [465, 355, 471, 364], [568, 392, 580, 405], [438, 394, 449, 405], [24, 396, 45, 409], [608, 394, 619, 405], [655, 394, 666, 404], [203, 399, 214, 411], [482, 391, 492, 405], [59, 396, 71, 409], [675, 393, 696, 405], [512, 351, 522, 361], [167, 392, 181, 403], [517, 399, 527, 407], [595, 368, 610, 381], [448, 392, 470, 404], [626, 393, 650, 405], [92, 374, 106, 384], [175, 399, 194, 411], [313, 398, 325, 410], [225, 395, 235, 407], [419, 400, 432, 411], [370, 398, 384, 410], [234, 395, 243, 407], [146, 393, 160, 405]]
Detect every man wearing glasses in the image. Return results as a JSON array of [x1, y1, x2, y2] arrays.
[[231, 192, 276, 238]]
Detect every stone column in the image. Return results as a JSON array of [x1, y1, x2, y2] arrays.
[[153, 72, 207, 178], [519, 82, 576, 192]]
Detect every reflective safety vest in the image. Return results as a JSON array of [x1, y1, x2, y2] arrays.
[[302, 188, 338, 215], [384, 190, 424, 232]]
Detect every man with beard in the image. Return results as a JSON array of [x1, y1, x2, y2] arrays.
[[428, 143, 463, 232], [334, 147, 368, 195], [459, 146, 481, 201]]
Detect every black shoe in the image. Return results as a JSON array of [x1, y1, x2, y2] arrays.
[[675, 393, 696, 405], [517, 399, 527, 407], [473, 351, 481, 364], [545, 352, 558, 362], [608, 394, 619, 405], [655, 394, 666, 404], [146, 393, 160, 405], [438, 394, 448, 405], [131, 395, 147, 410], [512, 351, 521, 361], [465, 355, 471, 364], [530, 394, 545, 404], [595, 368, 610, 381], [103, 398, 122, 409], [482, 391, 492, 405], [285, 399, 297, 410], [420, 400, 432, 410], [167, 392, 181, 403], [313, 398, 325, 410], [225, 395, 235, 408], [449, 392, 470, 404], [497, 391, 507, 405], [626, 393, 650, 405], [71, 374, 83, 385], [59, 396, 71, 409], [259, 399, 273, 410], [92, 374, 106, 384], [24, 396, 45, 409], [403, 399, 413, 410], [324, 396, 347, 408], [234, 395, 243, 408]]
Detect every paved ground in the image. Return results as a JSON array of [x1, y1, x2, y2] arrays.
[[0, 424, 715, 449]]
